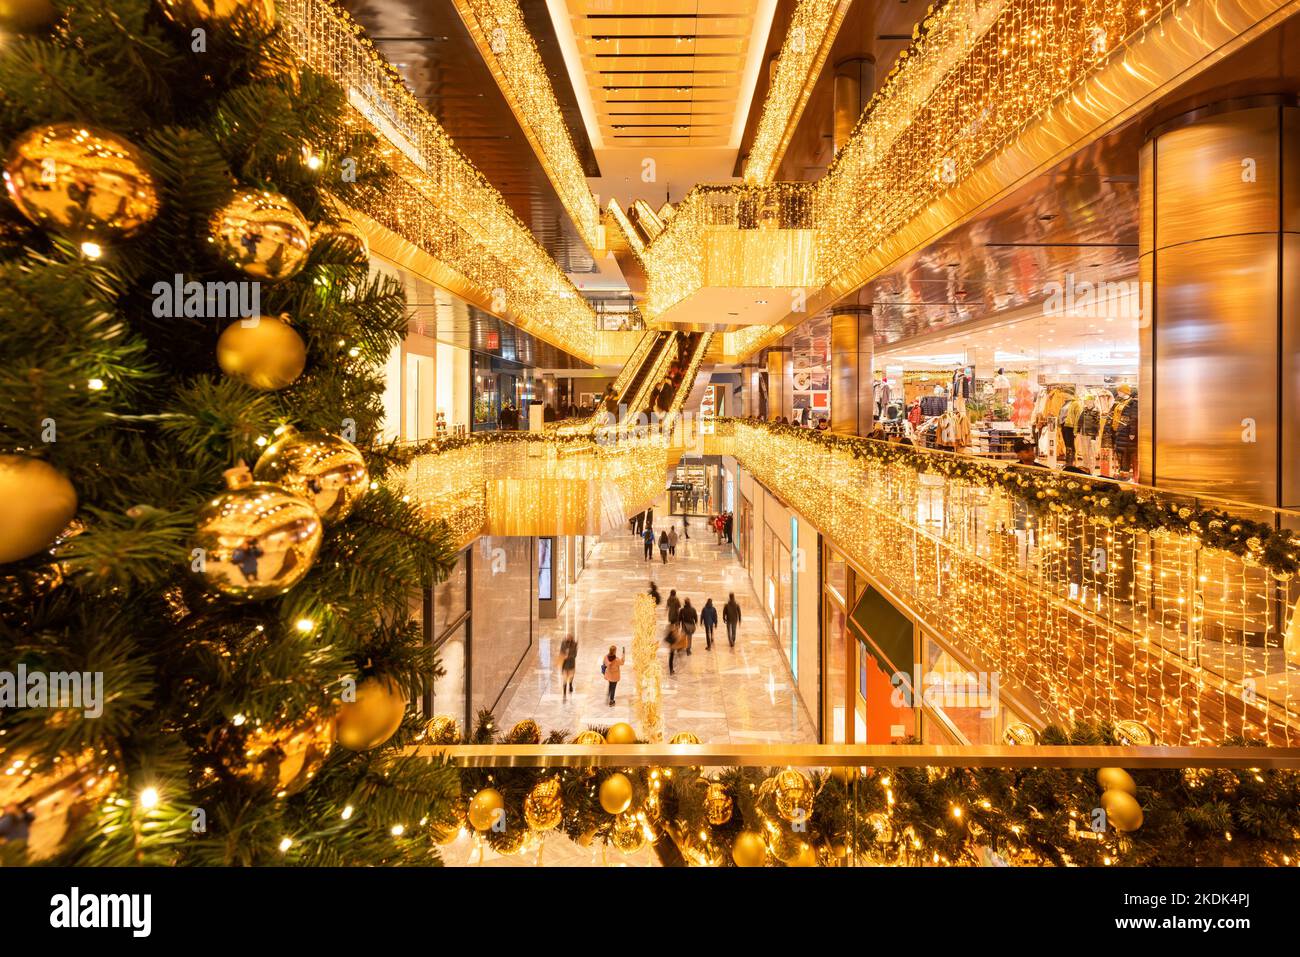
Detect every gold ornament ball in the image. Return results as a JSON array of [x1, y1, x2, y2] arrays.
[[1003, 723, 1040, 746], [253, 427, 369, 523], [208, 189, 310, 281], [773, 768, 815, 823], [424, 714, 461, 745], [1096, 767, 1137, 796], [703, 782, 733, 826], [487, 826, 529, 856], [599, 772, 634, 815], [190, 464, 321, 599], [1113, 719, 1158, 746], [789, 842, 819, 867], [523, 777, 563, 831], [0, 455, 77, 564], [334, 676, 406, 751], [1101, 788, 1144, 832], [239, 710, 334, 795], [731, 831, 767, 867], [158, 0, 275, 27], [572, 729, 605, 746], [506, 718, 542, 744], [4, 123, 159, 240], [766, 825, 811, 865], [0, 0, 56, 32], [467, 787, 505, 831], [669, 731, 701, 745], [216, 315, 307, 392], [605, 722, 637, 745], [609, 813, 646, 854], [312, 216, 370, 261]]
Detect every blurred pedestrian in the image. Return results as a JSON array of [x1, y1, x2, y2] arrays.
[[723, 592, 741, 647], [701, 597, 718, 650]]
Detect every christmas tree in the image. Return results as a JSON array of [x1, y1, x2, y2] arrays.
[[0, 0, 460, 865]]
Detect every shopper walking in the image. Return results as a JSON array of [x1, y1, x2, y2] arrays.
[[559, 634, 577, 698], [701, 597, 718, 650], [724, 512, 734, 544], [666, 623, 687, 675], [601, 645, 625, 705], [713, 514, 725, 544], [642, 525, 655, 561], [679, 598, 697, 655], [682, 515, 690, 540], [665, 589, 681, 633], [723, 592, 741, 647], [658, 529, 670, 564], [648, 580, 661, 605], [667, 525, 678, 558]]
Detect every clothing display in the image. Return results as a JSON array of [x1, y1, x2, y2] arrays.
[[952, 368, 972, 399], [919, 394, 948, 416]]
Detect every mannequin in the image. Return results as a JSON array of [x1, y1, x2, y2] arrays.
[[992, 367, 1011, 403]]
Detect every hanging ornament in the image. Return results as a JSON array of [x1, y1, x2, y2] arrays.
[[1113, 719, 1157, 746], [423, 714, 461, 745], [605, 722, 637, 744], [4, 123, 159, 243], [766, 824, 813, 865], [335, 676, 406, 751], [1002, 722, 1040, 746], [1100, 788, 1143, 832], [158, 0, 275, 28], [467, 787, 505, 831], [190, 463, 321, 599], [731, 830, 767, 867], [1096, 767, 1137, 796], [208, 189, 310, 281], [237, 710, 334, 795], [609, 813, 646, 854], [0, 0, 56, 32], [668, 731, 700, 745], [216, 314, 306, 391], [0, 455, 77, 564], [312, 215, 369, 261], [599, 772, 633, 815], [572, 729, 605, 746], [252, 427, 368, 523], [772, 768, 814, 823], [523, 777, 563, 831], [703, 781, 733, 826], [487, 826, 529, 856], [505, 718, 542, 744]]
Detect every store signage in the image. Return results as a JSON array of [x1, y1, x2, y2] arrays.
[[485, 331, 499, 350]]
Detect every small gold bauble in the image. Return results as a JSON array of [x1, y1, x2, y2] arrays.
[[158, 0, 275, 27], [789, 842, 819, 867], [0, 455, 77, 564], [1003, 722, 1040, 746], [773, 768, 814, 823], [523, 777, 563, 831], [467, 787, 505, 831], [1096, 767, 1137, 796], [731, 830, 767, 867], [669, 731, 701, 745], [609, 813, 645, 854], [703, 782, 733, 826], [1113, 719, 1157, 746], [1100, 788, 1143, 832], [312, 215, 369, 261], [4, 123, 159, 241], [424, 714, 461, 745], [253, 427, 368, 523], [487, 826, 529, 856], [605, 722, 637, 744], [866, 812, 892, 843], [208, 189, 310, 281], [766, 825, 812, 865], [599, 771, 634, 815], [190, 463, 321, 599], [572, 729, 605, 746], [239, 710, 334, 794], [506, 718, 542, 744], [334, 676, 406, 751], [0, 0, 56, 32], [216, 315, 306, 391]]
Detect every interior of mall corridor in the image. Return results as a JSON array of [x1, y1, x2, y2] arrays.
[[7, 0, 1300, 908]]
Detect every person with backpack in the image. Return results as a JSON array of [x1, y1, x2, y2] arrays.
[[723, 592, 742, 647], [667, 525, 678, 558], [679, 597, 698, 655], [601, 645, 625, 705], [642, 524, 655, 561], [700, 597, 718, 650], [658, 528, 670, 564]]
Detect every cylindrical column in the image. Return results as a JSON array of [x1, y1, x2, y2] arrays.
[[833, 57, 874, 155], [766, 348, 785, 420], [1140, 98, 1300, 507], [830, 304, 874, 435]]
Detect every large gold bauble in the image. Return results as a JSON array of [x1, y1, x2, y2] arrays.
[[239, 710, 334, 795], [572, 729, 605, 746], [208, 189, 310, 281], [424, 714, 461, 745], [605, 722, 637, 744], [599, 772, 634, 815], [1100, 788, 1143, 832], [506, 718, 542, 744], [523, 777, 562, 831], [190, 464, 321, 599], [312, 215, 369, 261], [789, 842, 819, 867], [730, 830, 767, 867], [766, 825, 813, 865], [609, 813, 645, 854], [1003, 723, 1040, 746], [703, 782, 733, 826], [467, 787, 505, 831], [216, 315, 307, 391], [0, 455, 77, 564], [158, 0, 275, 27], [335, 676, 406, 751], [773, 768, 815, 823], [669, 731, 701, 745], [1096, 767, 1137, 796], [1113, 719, 1157, 746], [253, 427, 368, 523], [4, 124, 159, 241], [0, 0, 56, 32]]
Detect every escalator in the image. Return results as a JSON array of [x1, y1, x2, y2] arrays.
[[583, 330, 713, 436], [608, 331, 672, 415]]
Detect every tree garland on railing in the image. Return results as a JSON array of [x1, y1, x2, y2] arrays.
[[721, 418, 1300, 579], [422, 714, 1300, 867]]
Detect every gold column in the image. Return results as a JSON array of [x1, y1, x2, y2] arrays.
[[766, 348, 785, 420], [831, 304, 873, 435], [833, 57, 874, 156], [1140, 98, 1300, 508]]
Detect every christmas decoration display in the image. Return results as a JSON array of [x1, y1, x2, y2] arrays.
[[236, 711, 335, 795], [703, 781, 733, 826], [505, 718, 542, 744], [158, 0, 275, 28], [0, 455, 77, 563], [1003, 723, 1040, 746], [599, 772, 634, 815], [312, 214, 369, 261], [1096, 767, 1137, 796], [467, 787, 505, 831], [1100, 788, 1144, 832], [669, 731, 701, 745], [208, 189, 311, 281], [423, 714, 462, 745], [334, 676, 406, 751], [215, 315, 307, 391], [253, 427, 369, 523], [605, 722, 637, 745], [190, 464, 322, 600], [572, 729, 605, 746], [630, 593, 663, 742], [771, 768, 815, 823], [608, 813, 646, 854], [523, 777, 562, 832], [731, 831, 768, 867], [1113, 720, 1157, 746], [3, 123, 159, 241]]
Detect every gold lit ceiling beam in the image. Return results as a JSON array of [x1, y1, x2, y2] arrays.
[[451, 0, 604, 254], [742, 0, 851, 184]]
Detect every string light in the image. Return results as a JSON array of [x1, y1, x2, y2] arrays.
[[295, 618, 315, 634], [138, 786, 159, 809]]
